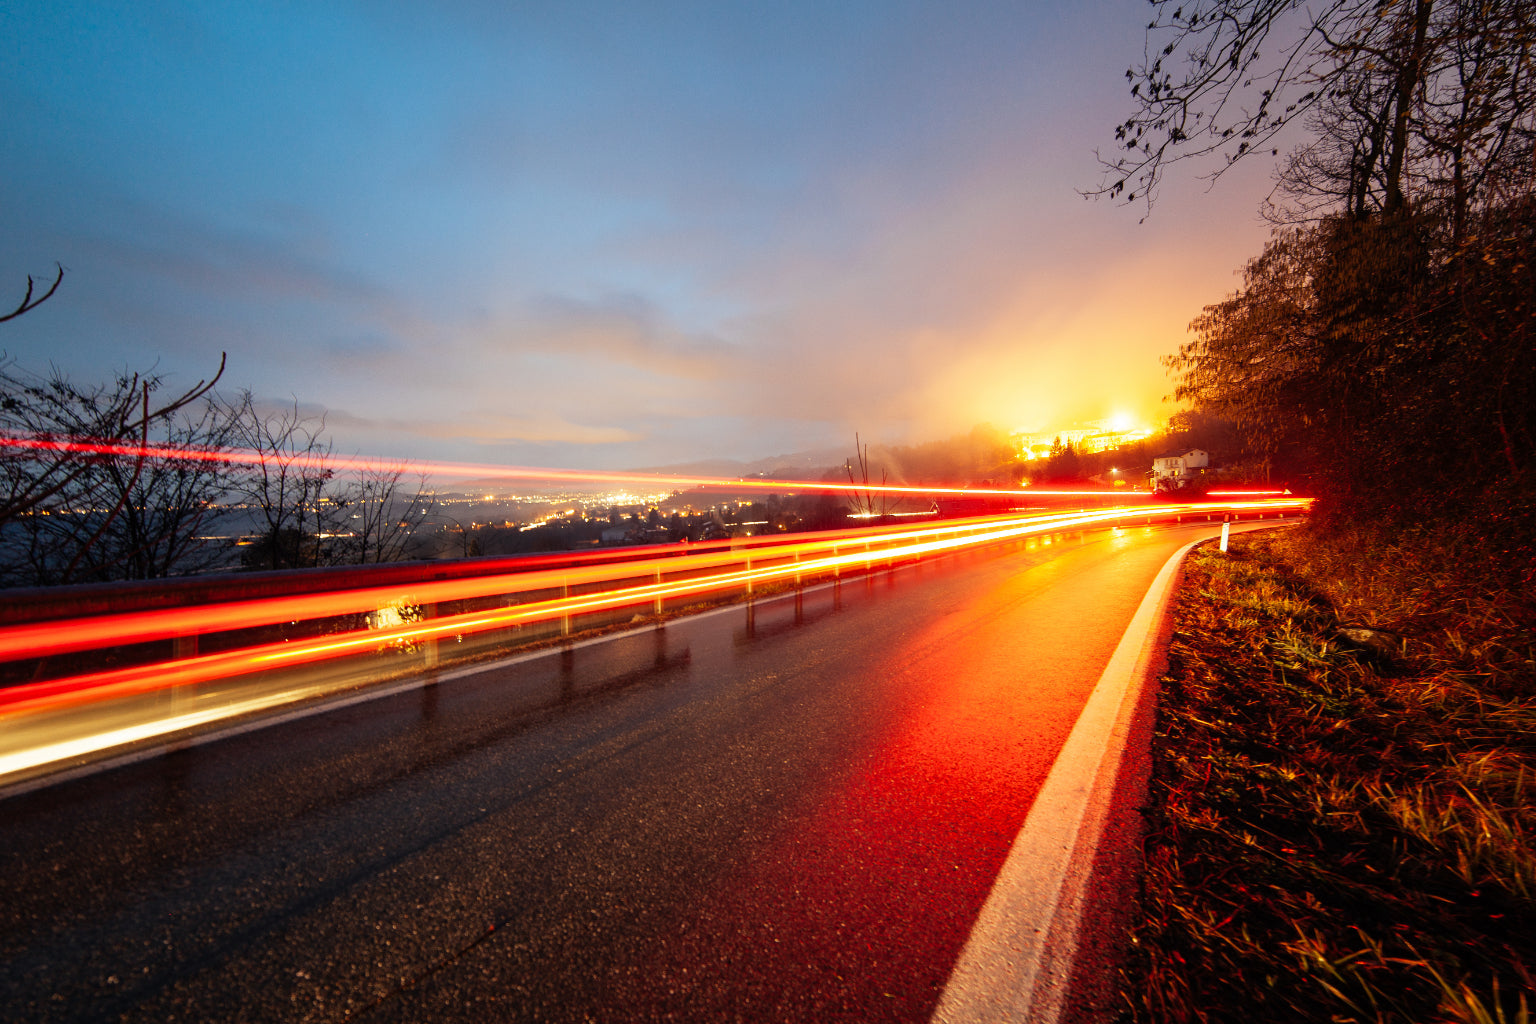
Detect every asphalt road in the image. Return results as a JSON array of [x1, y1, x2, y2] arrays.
[[0, 522, 1217, 1023]]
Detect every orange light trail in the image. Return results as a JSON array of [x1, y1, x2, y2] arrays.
[[0, 499, 1310, 718], [0, 498, 1313, 782], [0, 511, 1136, 665], [1207, 489, 1290, 497]]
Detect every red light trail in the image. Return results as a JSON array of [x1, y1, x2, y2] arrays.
[[0, 499, 1308, 710], [0, 497, 1311, 781], [0, 511, 1134, 669], [0, 432, 1294, 501]]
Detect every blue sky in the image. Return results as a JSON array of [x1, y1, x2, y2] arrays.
[[1, 1, 1277, 472]]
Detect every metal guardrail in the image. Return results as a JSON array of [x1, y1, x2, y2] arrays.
[[0, 498, 1309, 787]]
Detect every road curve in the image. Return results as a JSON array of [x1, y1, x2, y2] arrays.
[[0, 520, 1251, 1023]]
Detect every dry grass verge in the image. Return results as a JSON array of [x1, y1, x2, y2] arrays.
[[1118, 525, 1535, 1023]]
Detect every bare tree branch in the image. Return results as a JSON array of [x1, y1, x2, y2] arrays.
[[0, 265, 64, 324]]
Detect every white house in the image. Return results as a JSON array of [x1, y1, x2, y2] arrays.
[[1150, 448, 1210, 491]]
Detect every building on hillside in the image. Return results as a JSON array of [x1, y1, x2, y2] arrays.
[[1014, 419, 1156, 460], [1150, 448, 1210, 493]]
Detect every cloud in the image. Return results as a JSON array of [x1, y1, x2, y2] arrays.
[[281, 402, 643, 454], [0, 0, 1284, 475], [414, 412, 643, 446], [515, 291, 736, 380], [286, 289, 745, 459]]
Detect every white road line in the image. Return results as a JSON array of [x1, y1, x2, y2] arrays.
[[930, 526, 1226, 1024]]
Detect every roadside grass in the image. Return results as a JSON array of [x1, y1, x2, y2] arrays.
[[1118, 525, 1535, 1023]]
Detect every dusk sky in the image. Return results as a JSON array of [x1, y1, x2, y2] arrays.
[[2, 1, 1280, 474]]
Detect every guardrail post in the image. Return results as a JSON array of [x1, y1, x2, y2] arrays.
[[423, 602, 439, 669], [831, 544, 843, 607], [561, 579, 572, 637], [171, 635, 196, 717], [654, 568, 664, 616], [793, 551, 803, 622]]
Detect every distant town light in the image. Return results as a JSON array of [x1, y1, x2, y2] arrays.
[[1013, 417, 1154, 459]]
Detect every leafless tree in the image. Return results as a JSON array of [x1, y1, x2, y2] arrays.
[[222, 395, 437, 569], [223, 392, 339, 570], [335, 460, 435, 564], [0, 265, 64, 324], [97, 395, 246, 579], [0, 355, 229, 585], [845, 433, 889, 519], [1091, 0, 1535, 225]]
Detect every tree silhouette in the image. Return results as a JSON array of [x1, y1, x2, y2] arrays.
[[0, 265, 64, 323], [0, 355, 230, 585], [1091, 0, 1535, 226]]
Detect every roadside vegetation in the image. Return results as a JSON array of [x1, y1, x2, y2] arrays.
[[1095, 5, 1536, 1015], [1120, 524, 1534, 1023]]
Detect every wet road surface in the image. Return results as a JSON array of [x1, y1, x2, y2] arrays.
[[1, 523, 1209, 1023]]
